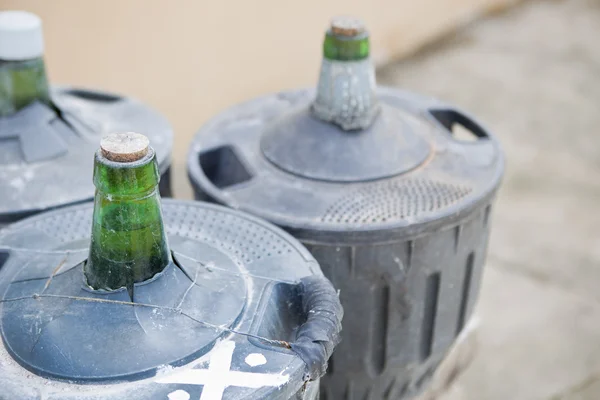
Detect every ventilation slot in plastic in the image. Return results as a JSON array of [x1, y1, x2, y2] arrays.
[[397, 382, 409, 398], [383, 378, 401, 399], [0, 251, 9, 271], [483, 204, 492, 227], [420, 272, 440, 361], [456, 252, 475, 335], [66, 89, 122, 103], [370, 284, 390, 375], [415, 366, 435, 389], [327, 354, 334, 375], [430, 109, 489, 142], [198, 145, 253, 189]]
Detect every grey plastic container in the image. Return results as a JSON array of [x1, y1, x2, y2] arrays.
[[0, 86, 172, 228], [187, 87, 504, 399], [0, 199, 342, 400]]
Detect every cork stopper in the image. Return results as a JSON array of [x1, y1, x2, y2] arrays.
[[330, 16, 366, 37], [100, 132, 149, 162]]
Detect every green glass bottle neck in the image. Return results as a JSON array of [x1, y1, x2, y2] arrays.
[[0, 57, 51, 117], [93, 150, 161, 198], [313, 29, 380, 130], [323, 30, 370, 61], [85, 149, 171, 292]]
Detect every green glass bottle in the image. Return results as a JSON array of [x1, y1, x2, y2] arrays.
[[85, 132, 171, 292], [0, 11, 51, 117], [312, 16, 380, 131]]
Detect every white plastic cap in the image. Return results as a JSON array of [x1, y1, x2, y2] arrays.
[[0, 11, 44, 61]]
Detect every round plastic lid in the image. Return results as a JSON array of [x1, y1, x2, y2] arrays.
[[188, 87, 504, 242], [261, 105, 431, 182], [0, 11, 44, 60], [0, 200, 341, 399]]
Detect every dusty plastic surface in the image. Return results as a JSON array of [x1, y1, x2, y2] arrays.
[[0, 86, 173, 227], [187, 87, 504, 399], [0, 200, 342, 399]]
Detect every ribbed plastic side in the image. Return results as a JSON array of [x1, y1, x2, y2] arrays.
[[308, 202, 493, 400]]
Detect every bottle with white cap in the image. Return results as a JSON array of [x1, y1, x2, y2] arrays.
[[0, 10, 50, 116]]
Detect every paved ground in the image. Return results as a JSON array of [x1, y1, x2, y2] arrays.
[[378, 0, 600, 398]]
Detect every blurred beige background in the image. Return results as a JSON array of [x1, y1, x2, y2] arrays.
[[2, 0, 517, 197]]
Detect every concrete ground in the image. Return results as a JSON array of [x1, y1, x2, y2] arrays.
[[378, 0, 600, 399]]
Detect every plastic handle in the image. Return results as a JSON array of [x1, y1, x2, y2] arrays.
[[429, 108, 490, 140], [290, 275, 344, 381]]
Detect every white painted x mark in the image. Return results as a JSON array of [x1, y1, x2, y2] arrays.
[[157, 340, 289, 400]]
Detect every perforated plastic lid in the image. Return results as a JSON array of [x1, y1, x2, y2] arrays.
[[188, 87, 504, 243], [0, 11, 44, 60], [0, 200, 342, 399]]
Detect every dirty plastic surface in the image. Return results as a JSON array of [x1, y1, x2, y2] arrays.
[[0, 200, 342, 399], [187, 88, 502, 243], [0, 86, 173, 226], [187, 87, 504, 399]]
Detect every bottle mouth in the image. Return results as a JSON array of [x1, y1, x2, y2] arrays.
[[100, 131, 149, 162], [323, 29, 370, 61], [95, 146, 155, 169], [330, 15, 366, 37], [93, 147, 160, 196], [322, 16, 370, 61]]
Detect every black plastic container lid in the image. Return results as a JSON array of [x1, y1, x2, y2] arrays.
[[0, 200, 342, 399], [187, 87, 503, 243]]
